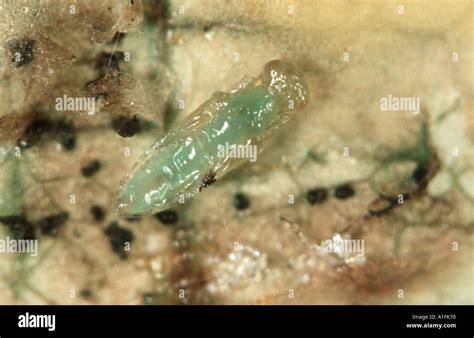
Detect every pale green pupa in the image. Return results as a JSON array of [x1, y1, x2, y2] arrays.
[[115, 60, 309, 216]]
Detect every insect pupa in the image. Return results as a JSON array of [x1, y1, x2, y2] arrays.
[[115, 60, 309, 216]]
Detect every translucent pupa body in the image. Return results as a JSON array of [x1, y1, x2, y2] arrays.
[[115, 60, 309, 216]]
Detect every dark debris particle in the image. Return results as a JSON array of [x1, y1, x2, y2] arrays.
[[233, 192, 250, 210], [334, 183, 355, 200], [96, 51, 125, 74], [154, 210, 178, 225], [199, 169, 217, 192], [306, 187, 328, 205], [112, 115, 141, 137], [412, 163, 428, 184], [18, 118, 53, 149], [7, 38, 36, 67], [18, 118, 76, 150], [81, 160, 101, 177], [37, 211, 69, 236], [56, 120, 76, 151], [0, 215, 36, 240], [104, 221, 134, 259], [90, 205, 105, 222], [109, 31, 126, 45]]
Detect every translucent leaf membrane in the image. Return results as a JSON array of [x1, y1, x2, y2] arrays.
[[115, 60, 309, 216]]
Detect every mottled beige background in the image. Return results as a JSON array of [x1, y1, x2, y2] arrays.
[[0, 0, 472, 304]]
